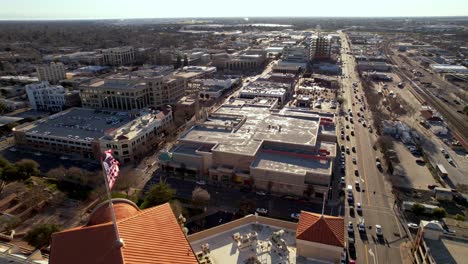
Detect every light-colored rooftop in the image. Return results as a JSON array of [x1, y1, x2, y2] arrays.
[[180, 102, 319, 155], [425, 237, 468, 264], [252, 151, 332, 175]]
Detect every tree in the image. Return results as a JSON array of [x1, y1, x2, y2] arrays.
[[183, 54, 188, 67], [433, 208, 447, 219], [140, 182, 175, 209], [376, 136, 394, 154], [1, 165, 20, 182], [15, 159, 40, 178], [0, 102, 7, 114], [412, 203, 425, 215], [192, 187, 210, 206], [174, 54, 182, 69], [24, 223, 61, 249], [170, 199, 186, 218]]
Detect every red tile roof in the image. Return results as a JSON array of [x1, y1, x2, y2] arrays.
[[296, 211, 344, 247], [50, 200, 198, 264]]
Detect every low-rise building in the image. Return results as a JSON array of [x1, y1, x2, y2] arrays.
[[161, 98, 336, 198], [13, 107, 172, 164], [357, 61, 392, 72], [25, 81, 80, 112]]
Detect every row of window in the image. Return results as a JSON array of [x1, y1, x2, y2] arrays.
[[26, 135, 91, 146]]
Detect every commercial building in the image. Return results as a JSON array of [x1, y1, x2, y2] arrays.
[[50, 199, 198, 264], [308, 35, 332, 60], [224, 54, 265, 73], [25, 81, 80, 112], [13, 107, 172, 164], [430, 64, 468, 74], [36, 62, 66, 84], [239, 81, 291, 104], [192, 78, 239, 100], [79, 72, 185, 110], [102, 46, 136, 66], [357, 61, 392, 72], [412, 220, 468, 264], [282, 45, 310, 63], [187, 211, 344, 264], [160, 98, 337, 198]]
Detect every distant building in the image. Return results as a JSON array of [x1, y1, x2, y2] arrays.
[[282, 45, 310, 63], [13, 108, 172, 164], [36, 62, 66, 84], [309, 35, 332, 60], [357, 61, 392, 72], [102, 46, 136, 66], [25, 81, 80, 112], [430, 64, 468, 74], [50, 199, 198, 264]]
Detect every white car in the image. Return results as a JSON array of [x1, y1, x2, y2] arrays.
[[407, 223, 419, 229], [256, 208, 268, 214], [347, 221, 354, 233], [375, 225, 383, 236], [340, 177, 346, 185], [356, 203, 362, 213], [358, 220, 366, 232], [256, 191, 267, 196], [290, 213, 300, 220], [195, 180, 206, 185]]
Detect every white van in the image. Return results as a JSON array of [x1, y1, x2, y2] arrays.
[[347, 185, 353, 193]]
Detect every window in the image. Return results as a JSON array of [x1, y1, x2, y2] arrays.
[[123, 150, 129, 155], [122, 144, 129, 148]]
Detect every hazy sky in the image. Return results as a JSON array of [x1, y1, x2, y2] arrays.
[[0, 0, 467, 20]]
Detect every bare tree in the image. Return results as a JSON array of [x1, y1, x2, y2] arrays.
[[192, 187, 210, 206]]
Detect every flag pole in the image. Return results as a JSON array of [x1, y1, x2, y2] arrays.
[[100, 157, 124, 247]]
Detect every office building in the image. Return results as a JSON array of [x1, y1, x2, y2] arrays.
[[282, 45, 310, 63], [36, 62, 66, 84], [309, 35, 332, 60], [50, 199, 198, 264], [102, 46, 136, 66], [25, 81, 80, 112], [13, 108, 172, 164], [160, 98, 337, 198]]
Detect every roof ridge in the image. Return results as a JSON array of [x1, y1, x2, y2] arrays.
[[321, 217, 343, 247], [117, 203, 170, 224]]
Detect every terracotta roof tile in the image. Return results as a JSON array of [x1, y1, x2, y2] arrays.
[[296, 211, 344, 247], [50, 201, 198, 264]]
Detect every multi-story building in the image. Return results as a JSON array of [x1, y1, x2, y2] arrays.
[[79, 72, 186, 110], [36, 62, 66, 84], [160, 98, 337, 198], [309, 35, 332, 60], [25, 81, 80, 112], [13, 107, 172, 164], [102, 46, 136, 66], [282, 45, 310, 63], [224, 54, 265, 73]]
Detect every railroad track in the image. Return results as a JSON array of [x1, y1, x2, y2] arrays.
[[383, 39, 468, 148]]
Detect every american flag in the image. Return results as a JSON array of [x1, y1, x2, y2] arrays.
[[102, 150, 120, 190]]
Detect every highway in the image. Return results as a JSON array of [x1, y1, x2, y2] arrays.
[[339, 31, 407, 264]]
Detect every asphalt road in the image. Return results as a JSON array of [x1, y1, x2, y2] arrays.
[[339, 31, 407, 264]]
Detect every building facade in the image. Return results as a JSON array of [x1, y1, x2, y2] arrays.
[[102, 46, 136, 66], [36, 62, 66, 84], [309, 35, 332, 60], [25, 81, 80, 112]]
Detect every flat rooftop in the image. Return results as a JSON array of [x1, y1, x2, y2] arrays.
[[426, 237, 468, 264], [180, 102, 319, 155], [15, 108, 136, 140], [252, 151, 332, 175], [189, 215, 302, 264]]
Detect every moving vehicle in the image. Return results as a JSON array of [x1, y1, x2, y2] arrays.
[[358, 220, 366, 233], [290, 213, 300, 220], [347, 185, 353, 194], [407, 223, 419, 229], [347, 222, 354, 233], [436, 164, 448, 178], [196, 180, 206, 185], [256, 191, 266, 196], [256, 208, 268, 214], [375, 225, 383, 236], [356, 203, 362, 214], [341, 177, 346, 185]]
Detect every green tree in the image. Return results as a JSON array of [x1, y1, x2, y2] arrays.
[[1, 165, 20, 182], [412, 203, 425, 215], [140, 182, 175, 209], [433, 208, 447, 219], [15, 159, 40, 178], [0, 157, 11, 168], [24, 223, 61, 249], [0, 102, 7, 115]]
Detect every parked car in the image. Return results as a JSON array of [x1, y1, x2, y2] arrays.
[[415, 159, 426, 165], [196, 180, 206, 185], [356, 203, 362, 214], [347, 221, 354, 233], [358, 221, 366, 233], [407, 223, 419, 229], [290, 213, 301, 220], [341, 177, 346, 185], [256, 208, 268, 214], [256, 191, 266, 196], [354, 169, 359, 176]]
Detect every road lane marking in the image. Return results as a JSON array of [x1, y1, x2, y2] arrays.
[[365, 244, 370, 264]]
